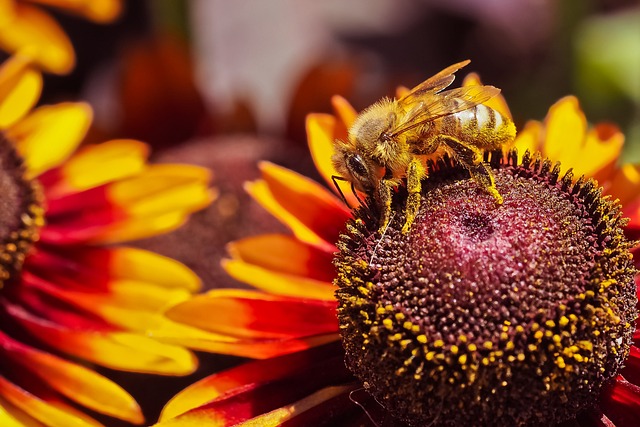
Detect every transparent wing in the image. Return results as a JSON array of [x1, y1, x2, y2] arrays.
[[397, 59, 471, 106], [390, 85, 501, 138]]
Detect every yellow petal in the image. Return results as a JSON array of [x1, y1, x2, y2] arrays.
[[109, 164, 214, 217], [0, 1, 16, 27], [0, 54, 42, 128], [9, 102, 92, 177], [110, 247, 201, 292], [222, 259, 334, 301], [575, 124, 624, 181], [0, 4, 75, 74], [330, 95, 357, 129], [513, 120, 543, 157], [306, 113, 341, 189], [0, 377, 98, 427], [462, 72, 513, 120], [0, 396, 42, 427], [28, 0, 123, 23], [50, 139, 149, 196], [542, 96, 587, 166], [89, 211, 196, 245], [7, 342, 143, 423]]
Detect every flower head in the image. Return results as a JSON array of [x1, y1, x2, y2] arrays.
[[158, 72, 640, 426], [0, 0, 123, 74], [0, 55, 214, 425]]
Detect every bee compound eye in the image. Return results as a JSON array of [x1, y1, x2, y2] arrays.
[[348, 155, 368, 179]]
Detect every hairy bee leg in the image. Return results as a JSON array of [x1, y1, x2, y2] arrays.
[[402, 157, 426, 233], [377, 179, 394, 232], [441, 136, 503, 204]]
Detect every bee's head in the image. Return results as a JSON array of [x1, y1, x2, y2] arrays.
[[332, 140, 380, 193]]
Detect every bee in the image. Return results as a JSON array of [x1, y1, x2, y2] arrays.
[[332, 60, 516, 233]]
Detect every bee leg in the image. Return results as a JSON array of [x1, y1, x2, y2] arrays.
[[440, 136, 503, 204], [402, 157, 426, 233], [377, 179, 394, 232]]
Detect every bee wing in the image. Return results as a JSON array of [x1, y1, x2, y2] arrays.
[[398, 60, 471, 105], [390, 85, 501, 138]]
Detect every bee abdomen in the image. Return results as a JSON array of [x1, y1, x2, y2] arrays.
[[446, 104, 515, 148]]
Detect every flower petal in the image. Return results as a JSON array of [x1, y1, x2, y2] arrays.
[[0, 377, 98, 427], [166, 290, 336, 340], [331, 95, 357, 131], [158, 342, 347, 423], [222, 259, 334, 301], [0, 4, 74, 74], [600, 376, 640, 426], [0, 54, 42, 128], [542, 96, 587, 168], [39, 139, 150, 199], [607, 163, 640, 204], [40, 164, 214, 245], [5, 300, 197, 375], [8, 102, 92, 177], [0, 331, 144, 423], [513, 120, 543, 156], [247, 162, 350, 251], [28, 0, 123, 23], [306, 113, 340, 188], [227, 234, 335, 282]]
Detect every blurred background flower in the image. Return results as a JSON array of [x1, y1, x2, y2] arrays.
[[0, 0, 123, 74], [0, 54, 214, 426]]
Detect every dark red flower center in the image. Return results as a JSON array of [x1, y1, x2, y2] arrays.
[[0, 133, 44, 288], [334, 150, 638, 427]]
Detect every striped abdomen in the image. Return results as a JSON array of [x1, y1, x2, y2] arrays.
[[414, 103, 516, 153]]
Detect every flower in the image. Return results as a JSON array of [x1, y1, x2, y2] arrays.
[[157, 72, 640, 426], [0, 0, 123, 74], [0, 54, 214, 426]]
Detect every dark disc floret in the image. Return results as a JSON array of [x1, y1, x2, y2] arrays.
[[334, 149, 638, 427], [0, 133, 44, 288]]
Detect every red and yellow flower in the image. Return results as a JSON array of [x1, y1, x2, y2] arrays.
[[0, 54, 214, 426], [158, 73, 640, 426], [0, 0, 122, 74]]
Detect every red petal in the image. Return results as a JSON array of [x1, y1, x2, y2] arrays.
[[159, 342, 349, 423], [600, 376, 640, 427]]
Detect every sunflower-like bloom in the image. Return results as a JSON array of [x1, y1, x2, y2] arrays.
[[158, 73, 640, 426], [0, 0, 122, 74], [0, 55, 214, 426]]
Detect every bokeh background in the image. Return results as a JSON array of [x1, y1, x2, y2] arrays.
[[3, 0, 638, 423]]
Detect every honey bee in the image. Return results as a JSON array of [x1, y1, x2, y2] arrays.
[[332, 60, 516, 233]]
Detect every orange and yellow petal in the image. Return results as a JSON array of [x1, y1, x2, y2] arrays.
[[246, 162, 350, 252], [0, 54, 42, 128], [40, 163, 214, 245], [39, 139, 150, 199], [7, 102, 92, 178], [222, 258, 334, 301], [0, 4, 75, 74], [28, 0, 123, 23], [0, 376, 105, 427], [4, 299, 197, 375], [227, 234, 335, 283], [0, 331, 143, 424], [166, 289, 337, 340], [158, 342, 350, 424]]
